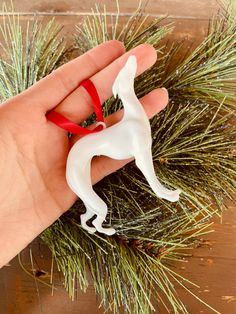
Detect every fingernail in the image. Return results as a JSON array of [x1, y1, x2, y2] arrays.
[[161, 87, 168, 92]]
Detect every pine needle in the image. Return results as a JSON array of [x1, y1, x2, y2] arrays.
[[0, 6, 66, 100], [1, 1, 235, 313]]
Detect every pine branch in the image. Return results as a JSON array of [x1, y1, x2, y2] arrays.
[[1, 1, 235, 313], [0, 8, 66, 100]]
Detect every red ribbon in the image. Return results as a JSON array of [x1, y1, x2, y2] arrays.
[[46, 79, 105, 135]]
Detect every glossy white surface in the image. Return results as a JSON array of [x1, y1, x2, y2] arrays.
[[66, 55, 181, 235]]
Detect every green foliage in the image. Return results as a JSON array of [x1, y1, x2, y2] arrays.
[[0, 11, 66, 100], [1, 1, 236, 314], [159, 12, 236, 109], [42, 211, 214, 313]]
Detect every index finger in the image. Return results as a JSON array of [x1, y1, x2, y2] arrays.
[[14, 40, 125, 111]]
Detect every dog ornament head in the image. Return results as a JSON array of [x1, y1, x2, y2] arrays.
[[112, 55, 137, 98]]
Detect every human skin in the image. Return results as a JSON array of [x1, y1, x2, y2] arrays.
[[0, 40, 169, 267]]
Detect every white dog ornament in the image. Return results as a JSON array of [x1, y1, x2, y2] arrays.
[[66, 55, 181, 236]]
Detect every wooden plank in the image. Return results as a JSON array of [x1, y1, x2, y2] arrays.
[[0, 14, 210, 48], [0, 0, 220, 19], [0, 1, 235, 313], [158, 207, 236, 314], [0, 248, 105, 314]]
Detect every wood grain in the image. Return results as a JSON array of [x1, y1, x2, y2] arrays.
[[0, 0, 219, 18], [169, 207, 236, 314], [0, 0, 236, 313]]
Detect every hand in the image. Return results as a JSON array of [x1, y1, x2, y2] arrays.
[[0, 40, 169, 267]]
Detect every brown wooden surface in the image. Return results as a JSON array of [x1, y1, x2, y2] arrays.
[[0, 0, 219, 18], [0, 0, 236, 313]]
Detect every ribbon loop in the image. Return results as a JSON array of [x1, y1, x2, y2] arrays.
[[46, 79, 105, 135]]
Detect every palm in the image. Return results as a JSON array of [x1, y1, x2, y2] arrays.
[[0, 103, 74, 228], [35, 118, 74, 212]]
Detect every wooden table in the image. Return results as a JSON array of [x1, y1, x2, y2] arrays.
[[0, 1, 236, 313]]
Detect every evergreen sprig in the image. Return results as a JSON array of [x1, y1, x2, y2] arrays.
[[0, 6, 66, 100], [0, 1, 235, 313]]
